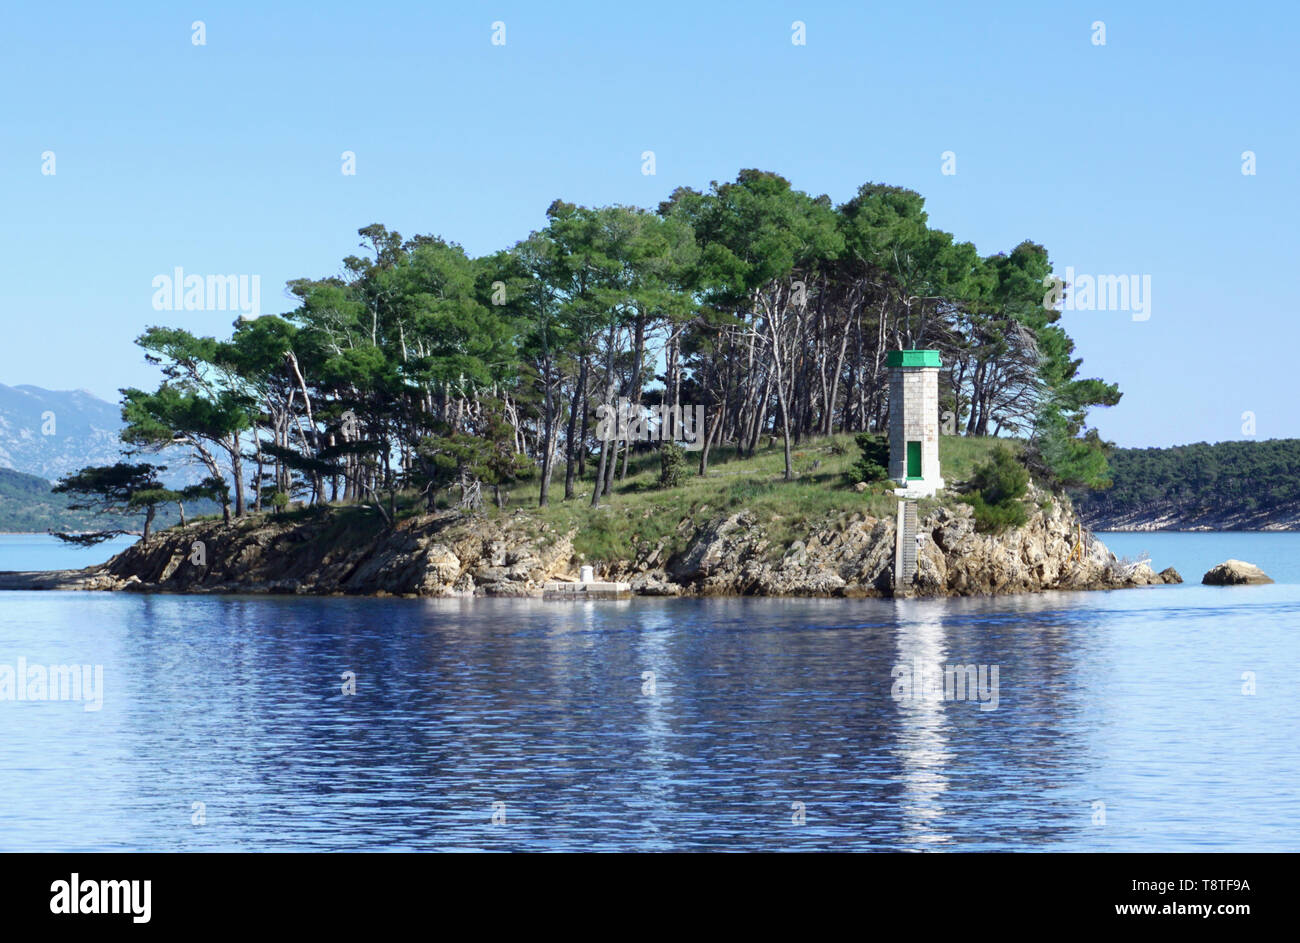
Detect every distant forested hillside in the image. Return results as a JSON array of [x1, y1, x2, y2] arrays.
[[0, 466, 135, 532], [0, 466, 214, 534], [1073, 439, 1300, 530]]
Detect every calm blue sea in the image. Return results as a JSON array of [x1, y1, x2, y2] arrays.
[[0, 532, 1296, 851]]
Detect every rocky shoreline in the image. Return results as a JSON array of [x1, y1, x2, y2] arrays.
[[0, 485, 1181, 598]]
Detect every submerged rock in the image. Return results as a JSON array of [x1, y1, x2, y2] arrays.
[[1201, 560, 1273, 585]]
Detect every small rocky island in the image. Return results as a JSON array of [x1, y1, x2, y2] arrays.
[[0, 479, 1180, 599], [1, 350, 1185, 601]]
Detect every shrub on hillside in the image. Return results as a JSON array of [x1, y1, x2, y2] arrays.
[[659, 441, 686, 488], [964, 491, 1029, 533], [963, 445, 1030, 533], [851, 432, 890, 484]]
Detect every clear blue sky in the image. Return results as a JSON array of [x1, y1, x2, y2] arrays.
[[1, 0, 1295, 447]]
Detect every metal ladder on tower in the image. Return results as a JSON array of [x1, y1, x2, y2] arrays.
[[895, 498, 919, 592]]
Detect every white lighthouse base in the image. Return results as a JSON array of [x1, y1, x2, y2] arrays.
[[893, 477, 945, 499]]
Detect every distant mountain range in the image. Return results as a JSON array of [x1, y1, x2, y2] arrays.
[[0, 384, 126, 482], [0, 384, 212, 533], [0, 383, 201, 484]]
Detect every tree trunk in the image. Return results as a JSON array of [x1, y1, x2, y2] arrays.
[[538, 355, 557, 507], [231, 430, 246, 516], [565, 356, 588, 500]]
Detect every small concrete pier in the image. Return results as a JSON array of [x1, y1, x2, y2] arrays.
[[543, 565, 631, 598], [542, 580, 632, 598]]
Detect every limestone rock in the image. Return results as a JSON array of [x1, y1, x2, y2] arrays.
[[417, 543, 462, 594], [1202, 560, 1273, 585], [669, 512, 755, 582], [630, 572, 682, 596]]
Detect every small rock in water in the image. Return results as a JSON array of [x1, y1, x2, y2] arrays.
[[1158, 566, 1183, 584], [1201, 559, 1273, 585]]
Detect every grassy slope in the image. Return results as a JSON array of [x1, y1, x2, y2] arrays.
[[474, 434, 1019, 566]]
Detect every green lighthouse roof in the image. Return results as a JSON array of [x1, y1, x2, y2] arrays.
[[886, 349, 941, 368]]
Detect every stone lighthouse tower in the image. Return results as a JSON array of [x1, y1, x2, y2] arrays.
[[887, 349, 944, 497]]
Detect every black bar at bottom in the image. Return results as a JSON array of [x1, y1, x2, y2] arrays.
[[3, 852, 1280, 930]]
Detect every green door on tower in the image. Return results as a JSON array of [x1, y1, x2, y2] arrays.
[[906, 441, 922, 479]]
